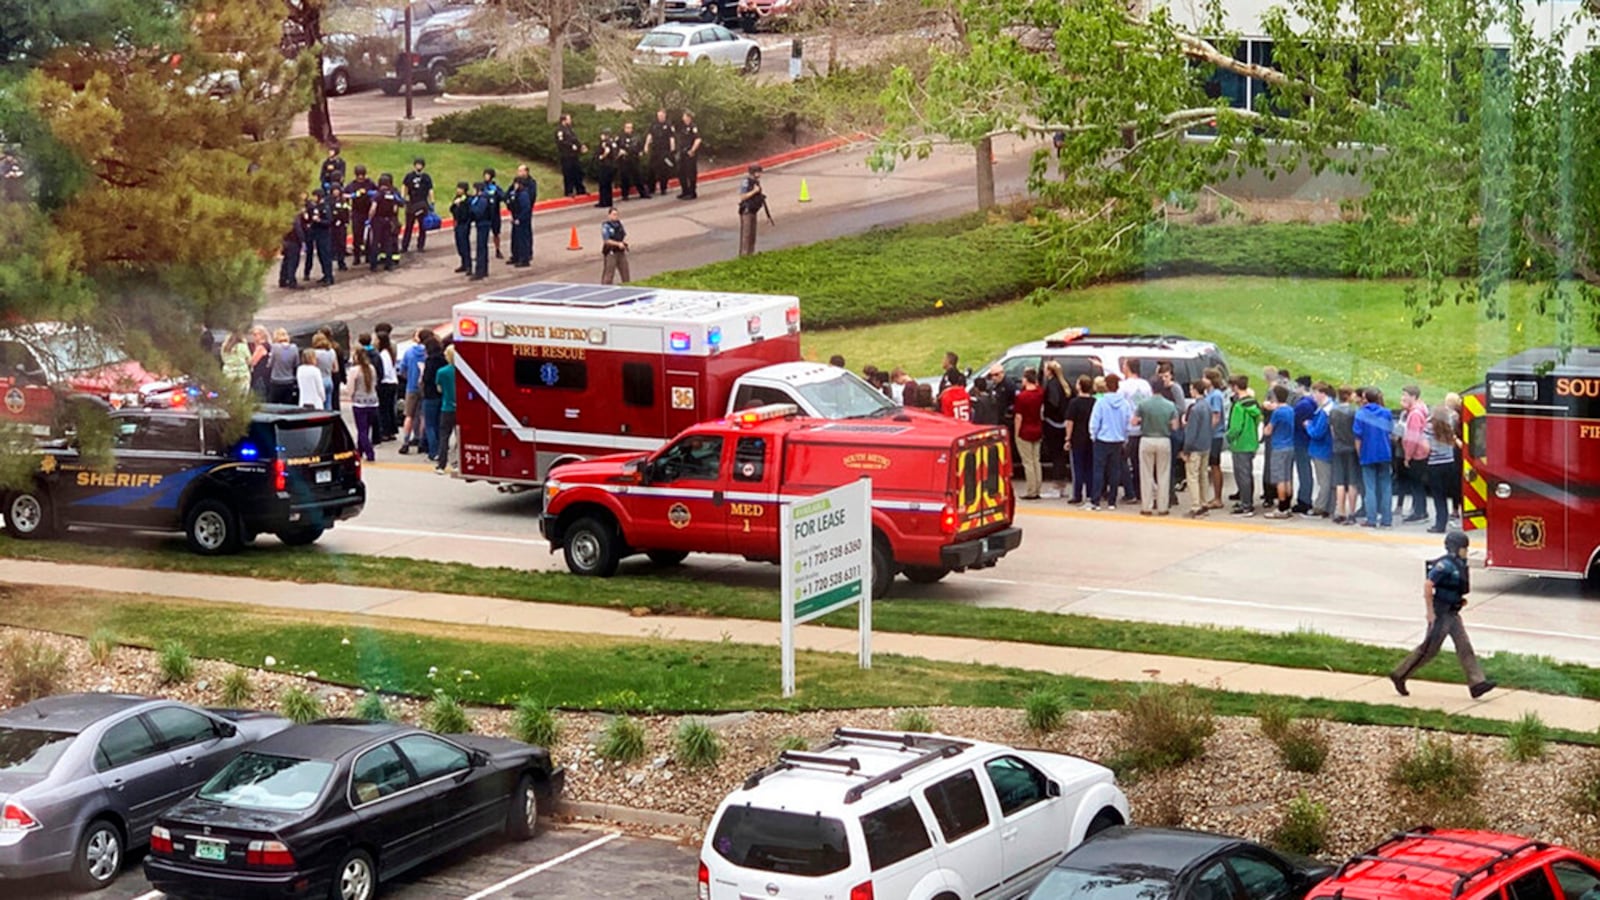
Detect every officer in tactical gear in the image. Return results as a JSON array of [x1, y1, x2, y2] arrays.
[[618, 121, 646, 200], [319, 141, 345, 192], [556, 113, 587, 197], [450, 181, 473, 275], [1390, 530, 1497, 698], [345, 164, 376, 265], [594, 128, 618, 208], [370, 173, 404, 272], [400, 157, 434, 254]]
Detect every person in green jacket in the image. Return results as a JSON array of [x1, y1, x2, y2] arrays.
[[1226, 374, 1262, 516], [434, 347, 458, 474]]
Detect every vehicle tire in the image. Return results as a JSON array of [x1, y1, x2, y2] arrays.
[[742, 47, 761, 74], [380, 81, 400, 96], [506, 774, 540, 841], [646, 550, 689, 566], [330, 849, 376, 900], [902, 566, 949, 585], [68, 819, 122, 891], [563, 516, 621, 577], [185, 498, 242, 556], [4, 487, 57, 540], [870, 537, 893, 599], [426, 65, 449, 94], [330, 68, 351, 96], [277, 525, 326, 547], [1084, 808, 1125, 838]]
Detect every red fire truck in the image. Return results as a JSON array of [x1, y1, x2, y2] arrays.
[[451, 282, 902, 486], [1459, 346, 1600, 585]]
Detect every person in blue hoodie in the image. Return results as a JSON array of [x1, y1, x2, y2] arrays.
[[1291, 374, 1317, 512], [1354, 386, 1395, 527], [1264, 385, 1297, 518], [1304, 381, 1334, 517], [1087, 373, 1131, 511]]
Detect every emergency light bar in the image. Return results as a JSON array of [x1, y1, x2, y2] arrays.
[[1043, 327, 1091, 347], [734, 403, 800, 426]]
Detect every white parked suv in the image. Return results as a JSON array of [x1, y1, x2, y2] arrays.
[[698, 728, 1130, 900]]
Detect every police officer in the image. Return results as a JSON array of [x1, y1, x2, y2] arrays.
[[600, 208, 629, 285], [345, 164, 376, 266], [594, 128, 617, 209], [644, 108, 674, 197], [469, 181, 493, 280], [555, 113, 587, 197], [676, 110, 701, 200], [370, 173, 404, 272], [319, 141, 346, 192], [617, 121, 646, 200], [328, 184, 350, 272], [279, 210, 305, 289], [305, 188, 335, 286], [481, 167, 505, 260], [450, 181, 473, 275], [400, 157, 434, 254], [508, 174, 535, 268], [736, 163, 764, 257], [1390, 530, 1497, 699]]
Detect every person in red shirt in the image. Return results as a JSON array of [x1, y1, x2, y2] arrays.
[[939, 370, 972, 421], [1013, 368, 1046, 499]]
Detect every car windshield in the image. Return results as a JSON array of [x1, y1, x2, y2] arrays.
[[199, 752, 332, 811], [15, 328, 128, 375], [274, 419, 354, 459], [1030, 868, 1174, 899], [639, 31, 686, 48], [710, 806, 850, 876], [796, 371, 898, 418], [0, 727, 75, 777]]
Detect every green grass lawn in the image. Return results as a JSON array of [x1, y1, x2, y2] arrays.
[[310, 136, 561, 197], [804, 276, 1599, 399]]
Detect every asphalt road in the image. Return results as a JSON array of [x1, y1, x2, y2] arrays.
[[23, 824, 696, 900]]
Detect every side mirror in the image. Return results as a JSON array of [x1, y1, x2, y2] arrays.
[[471, 749, 489, 768], [1046, 780, 1061, 798], [216, 721, 238, 739]]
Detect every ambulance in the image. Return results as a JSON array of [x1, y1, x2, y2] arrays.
[[450, 282, 902, 486], [1458, 346, 1600, 586]]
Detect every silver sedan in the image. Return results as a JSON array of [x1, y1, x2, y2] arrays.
[[633, 24, 762, 73]]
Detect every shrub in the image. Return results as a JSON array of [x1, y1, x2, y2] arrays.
[[158, 641, 194, 684], [1271, 793, 1330, 857], [1274, 721, 1331, 775], [1505, 712, 1547, 763], [219, 670, 254, 707], [87, 629, 118, 666], [673, 720, 723, 770], [1110, 684, 1216, 774], [1388, 735, 1485, 828], [423, 695, 473, 734], [448, 48, 598, 95], [894, 710, 936, 733], [5, 639, 67, 703], [1023, 690, 1067, 734], [1140, 779, 1186, 827], [278, 687, 325, 724], [512, 697, 561, 748], [776, 734, 810, 752], [614, 60, 770, 157], [598, 715, 648, 764], [351, 693, 392, 722], [1569, 759, 1600, 817], [1256, 700, 1293, 744]]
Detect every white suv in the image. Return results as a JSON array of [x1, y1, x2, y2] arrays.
[[698, 728, 1130, 900]]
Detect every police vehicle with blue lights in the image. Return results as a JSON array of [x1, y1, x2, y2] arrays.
[[2, 405, 365, 554]]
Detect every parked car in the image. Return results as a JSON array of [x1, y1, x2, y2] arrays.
[[379, 8, 496, 95], [656, 0, 742, 24], [144, 719, 565, 900], [323, 32, 391, 96], [633, 23, 761, 72], [0, 321, 164, 437], [1305, 826, 1600, 900], [736, 0, 811, 32], [923, 329, 1231, 397], [1029, 826, 1334, 899], [700, 727, 1129, 900], [0, 693, 289, 890]]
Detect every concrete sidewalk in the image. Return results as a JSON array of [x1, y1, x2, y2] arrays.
[[4, 558, 1595, 732]]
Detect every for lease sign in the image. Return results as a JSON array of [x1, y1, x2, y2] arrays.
[[780, 479, 873, 697]]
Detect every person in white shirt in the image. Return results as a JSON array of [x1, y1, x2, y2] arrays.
[[1118, 358, 1152, 504], [296, 349, 326, 410]]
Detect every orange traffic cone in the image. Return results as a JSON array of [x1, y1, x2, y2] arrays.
[[566, 226, 582, 251]]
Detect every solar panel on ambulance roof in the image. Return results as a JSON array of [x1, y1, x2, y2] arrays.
[[479, 283, 655, 307]]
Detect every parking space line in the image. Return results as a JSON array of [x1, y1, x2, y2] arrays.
[[460, 832, 622, 900], [130, 891, 162, 900]]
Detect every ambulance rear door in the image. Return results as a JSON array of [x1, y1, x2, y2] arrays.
[[1483, 372, 1569, 573]]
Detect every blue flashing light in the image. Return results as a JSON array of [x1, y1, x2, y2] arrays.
[[669, 331, 692, 352], [706, 326, 722, 347], [239, 443, 260, 460]]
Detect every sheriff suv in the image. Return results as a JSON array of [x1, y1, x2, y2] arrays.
[[3, 405, 365, 554], [699, 728, 1129, 900], [1308, 827, 1600, 900]]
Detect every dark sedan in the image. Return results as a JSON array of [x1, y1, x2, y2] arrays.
[[0, 694, 289, 890], [1028, 827, 1335, 900], [144, 719, 564, 900]]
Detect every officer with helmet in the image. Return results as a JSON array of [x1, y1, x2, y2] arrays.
[[1390, 529, 1497, 699]]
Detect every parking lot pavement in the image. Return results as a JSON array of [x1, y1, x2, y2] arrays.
[[20, 825, 697, 900]]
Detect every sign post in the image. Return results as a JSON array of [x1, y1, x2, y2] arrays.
[[780, 478, 873, 697]]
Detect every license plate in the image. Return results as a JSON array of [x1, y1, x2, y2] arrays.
[[315, 469, 332, 484], [193, 838, 227, 862]]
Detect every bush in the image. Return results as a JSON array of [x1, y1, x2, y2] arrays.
[[673, 720, 723, 770], [1256, 700, 1293, 744], [87, 629, 118, 666], [447, 48, 598, 95], [1569, 759, 1600, 817], [1274, 721, 1331, 775], [352, 693, 392, 722], [1023, 690, 1067, 734], [1271, 793, 1330, 857], [615, 60, 771, 157], [776, 734, 810, 752], [423, 695, 473, 734], [5, 639, 67, 703], [1387, 735, 1485, 828], [1505, 712, 1547, 763], [894, 710, 936, 733], [599, 715, 647, 763], [158, 641, 194, 684], [1110, 684, 1216, 774], [512, 697, 562, 748], [219, 670, 254, 707], [278, 687, 325, 724]]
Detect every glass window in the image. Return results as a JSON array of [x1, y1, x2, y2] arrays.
[[923, 769, 990, 843], [710, 806, 850, 876], [1551, 860, 1600, 900], [997, 355, 1040, 385], [639, 31, 686, 48], [129, 415, 200, 453], [622, 362, 654, 407], [793, 372, 897, 418], [1228, 853, 1292, 900], [395, 734, 470, 782], [273, 419, 354, 459], [1029, 868, 1175, 900], [732, 436, 766, 482], [146, 706, 219, 750], [1192, 861, 1237, 900], [1508, 870, 1560, 900], [96, 717, 162, 770], [513, 357, 587, 390], [0, 727, 75, 776], [860, 797, 932, 871], [199, 752, 333, 811], [984, 755, 1049, 817], [350, 743, 414, 805], [731, 384, 795, 411], [650, 435, 724, 482], [713, 25, 735, 40]]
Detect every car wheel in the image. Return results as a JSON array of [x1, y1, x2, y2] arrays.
[[1084, 808, 1125, 838], [380, 81, 401, 96], [427, 65, 449, 93], [506, 774, 539, 841], [742, 47, 761, 74], [185, 498, 242, 555], [870, 537, 893, 599], [563, 516, 621, 577], [646, 549, 689, 566], [4, 487, 57, 540], [276, 525, 326, 547], [902, 566, 949, 585], [330, 849, 376, 900], [330, 68, 351, 96], [68, 819, 121, 890]]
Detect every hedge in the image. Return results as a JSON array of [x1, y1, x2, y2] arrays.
[[446, 49, 599, 95]]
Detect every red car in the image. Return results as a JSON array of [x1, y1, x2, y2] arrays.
[[0, 322, 161, 436], [1308, 827, 1600, 900]]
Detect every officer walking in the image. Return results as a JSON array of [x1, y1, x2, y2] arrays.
[[555, 113, 587, 197], [600, 208, 629, 285], [470, 180, 493, 280], [618, 121, 646, 200], [481, 167, 505, 260], [345, 164, 376, 266], [645, 108, 674, 197], [400, 157, 434, 254], [508, 174, 535, 268], [676, 111, 701, 199], [319, 142, 345, 192], [450, 181, 473, 275], [1390, 530, 1498, 699], [736, 163, 765, 257], [594, 128, 617, 208], [370, 173, 404, 272]]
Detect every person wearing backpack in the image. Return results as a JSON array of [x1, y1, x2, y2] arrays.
[[1390, 530, 1496, 699], [1225, 374, 1262, 517]]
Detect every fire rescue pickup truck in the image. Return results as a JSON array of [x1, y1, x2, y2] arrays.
[[451, 282, 901, 486], [539, 403, 1023, 598]]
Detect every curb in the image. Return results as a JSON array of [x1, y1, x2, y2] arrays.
[[554, 798, 703, 832], [438, 75, 620, 105]]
